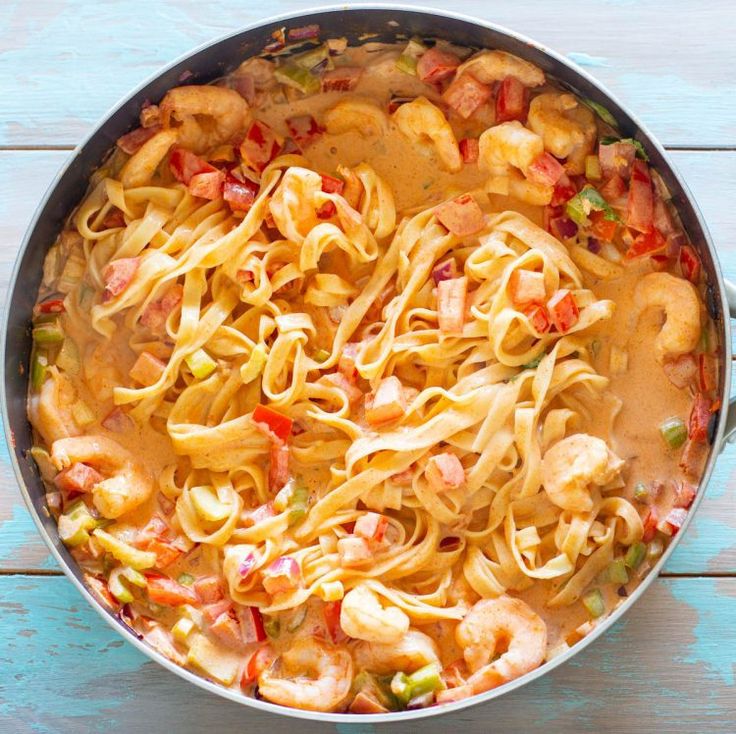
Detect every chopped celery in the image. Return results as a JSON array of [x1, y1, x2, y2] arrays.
[[93, 528, 157, 570], [659, 417, 687, 449], [32, 319, 64, 345], [313, 348, 330, 362], [647, 538, 664, 561], [522, 353, 545, 370], [275, 65, 321, 95], [287, 485, 309, 526], [108, 567, 134, 603], [633, 482, 649, 502], [406, 662, 443, 698], [240, 344, 267, 384], [121, 567, 147, 587], [395, 54, 418, 75], [172, 617, 196, 644], [319, 580, 344, 602], [185, 349, 217, 380], [607, 558, 629, 585], [582, 588, 605, 618], [190, 485, 230, 522], [30, 446, 57, 482], [58, 513, 92, 546], [582, 99, 618, 127], [31, 350, 49, 391], [263, 616, 281, 638], [294, 44, 332, 72], [390, 672, 412, 705], [286, 605, 308, 632], [585, 154, 602, 181], [178, 573, 195, 586], [625, 541, 647, 570], [72, 400, 96, 428], [56, 337, 81, 376]]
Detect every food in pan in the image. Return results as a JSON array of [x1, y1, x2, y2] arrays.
[[27, 27, 719, 713]]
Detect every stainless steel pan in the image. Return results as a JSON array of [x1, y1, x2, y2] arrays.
[[3, 4, 735, 723]]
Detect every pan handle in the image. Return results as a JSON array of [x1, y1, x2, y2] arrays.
[[722, 278, 736, 445]]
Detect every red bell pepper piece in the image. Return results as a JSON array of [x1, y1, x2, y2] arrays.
[[679, 245, 701, 283], [458, 138, 479, 164], [625, 227, 666, 259], [320, 173, 345, 195], [240, 120, 283, 172], [169, 147, 216, 185], [626, 159, 654, 233], [496, 75, 528, 123], [442, 73, 492, 119], [252, 404, 293, 442], [525, 305, 551, 334], [416, 47, 461, 83], [688, 393, 711, 443], [590, 210, 618, 242], [526, 152, 565, 187], [323, 600, 344, 643], [642, 507, 659, 542], [547, 290, 579, 333]]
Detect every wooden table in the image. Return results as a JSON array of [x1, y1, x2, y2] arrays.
[[1, 1, 735, 731]]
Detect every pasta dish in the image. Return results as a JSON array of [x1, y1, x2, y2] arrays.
[[27, 27, 718, 713]]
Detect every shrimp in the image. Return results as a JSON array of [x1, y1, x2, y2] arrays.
[[634, 272, 701, 363], [160, 85, 250, 154], [478, 121, 544, 177], [28, 368, 81, 446], [527, 92, 596, 175], [323, 97, 389, 138], [340, 584, 410, 644], [392, 97, 462, 173], [83, 343, 126, 402], [351, 629, 440, 675], [258, 637, 353, 712], [541, 433, 624, 512], [120, 128, 178, 188], [456, 50, 546, 88], [50, 435, 154, 518], [455, 596, 546, 694]]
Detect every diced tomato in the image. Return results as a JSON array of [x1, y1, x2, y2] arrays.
[[435, 194, 485, 237], [188, 170, 225, 200], [262, 557, 301, 595], [252, 404, 293, 442], [117, 125, 160, 155], [642, 507, 659, 542], [317, 201, 337, 219], [550, 173, 578, 207], [321, 66, 363, 92], [680, 438, 708, 478], [600, 173, 628, 203], [416, 47, 461, 83], [193, 576, 225, 603], [102, 257, 140, 302], [598, 141, 636, 180], [525, 305, 551, 334], [323, 601, 345, 643], [699, 353, 716, 392], [146, 576, 199, 606], [688, 393, 711, 443], [210, 611, 245, 650], [662, 353, 697, 390], [437, 276, 468, 335], [202, 599, 234, 624], [354, 513, 389, 543], [320, 173, 345, 195], [442, 73, 492, 119], [508, 269, 546, 307], [496, 75, 528, 123], [129, 351, 166, 387], [674, 481, 697, 509], [169, 147, 216, 185], [547, 290, 579, 333], [338, 342, 360, 382], [286, 114, 324, 147], [526, 152, 565, 187], [101, 407, 134, 433], [37, 298, 66, 314], [54, 463, 103, 496], [145, 539, 182, 569], [102, 207, 126, 228], [590, 210, 618, 242], [268, 443, 290, 492], [240, 120, 283, 172], [625, 227, 666, 259], [626, 160, 654, 233], [239, 606, 267, 644], [241, 644, 273, 686], [337, 536, 373, 567], [653, 197, 678, 238], [679, 245, 701, 283], [458, 138, 479, 164], [425, 453, 466, 493], [365, 376, 407, 426], [223, 174, 258, 213], [139, 284, 183, 335]]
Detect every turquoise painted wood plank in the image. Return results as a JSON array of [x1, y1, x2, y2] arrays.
[[0, 0, 735, 147], [1, 149, 735, 574], [1, 575, 734, 733]]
